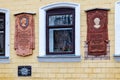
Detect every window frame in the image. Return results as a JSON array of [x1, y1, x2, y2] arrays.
[[46, 8, 75, 55], [0, 8, 10, 63], [114, 0, 120, 61], [38, 2, 81, 62]]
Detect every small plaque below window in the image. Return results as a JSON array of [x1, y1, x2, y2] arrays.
[[18, 66, 31, 77]]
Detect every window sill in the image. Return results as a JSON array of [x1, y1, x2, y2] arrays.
[[113, 54, 120, 62], [0, 56, 10, 63], [37, 55, 81, 62]]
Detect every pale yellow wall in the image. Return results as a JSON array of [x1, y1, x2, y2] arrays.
[[0, 0, 119, 80]]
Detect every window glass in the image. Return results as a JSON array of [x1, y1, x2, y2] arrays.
[[49, 28, 73, 53], [0, 13, 5, 56], [49, 14, 73, 26]]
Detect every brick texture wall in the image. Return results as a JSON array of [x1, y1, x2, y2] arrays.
[[0, 0, 119, 80]]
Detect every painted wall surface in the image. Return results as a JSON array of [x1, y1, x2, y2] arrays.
[[0, 0, 119, 80]]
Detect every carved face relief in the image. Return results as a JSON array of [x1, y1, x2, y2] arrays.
[[20, 17, 29, 28], [94, 17, 101, 29]]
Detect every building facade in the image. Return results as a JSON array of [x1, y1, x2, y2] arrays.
[[0, 0, 120, 80]]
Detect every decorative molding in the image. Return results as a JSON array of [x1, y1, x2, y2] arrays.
[[39, 2, 81, 57], [85, 8, 110, 12], [14, 12, 36, 16], [41, 2, 79, 10]]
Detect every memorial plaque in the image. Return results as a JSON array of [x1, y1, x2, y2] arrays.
[[14, 13, 35, 56], [86, 9, 109, 56], [18, 66, 31, 76]]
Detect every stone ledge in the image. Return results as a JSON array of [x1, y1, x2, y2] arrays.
[[0, 56, 10, 63], [37, 55, 81, 62], [113, 54, 120, 62]]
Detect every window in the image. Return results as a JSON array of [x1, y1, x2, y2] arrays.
[[46, 8, 75, 55], [38, 2, 81, 62], [114, 1, 120, 61], [0, 9, 10, 63], [0, 13, 5, 56]]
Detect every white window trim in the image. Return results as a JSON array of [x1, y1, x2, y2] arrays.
[[0, 8, 10, 63], [38, 2, 81, 62], [114, 1, 120, 61]]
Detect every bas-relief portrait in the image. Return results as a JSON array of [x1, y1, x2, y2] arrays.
[[20, 17, 29, 28], [93, 17, 101, 29]]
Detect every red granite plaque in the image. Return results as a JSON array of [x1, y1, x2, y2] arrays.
[[14, 13, 35, 56], [86, 9, 109, 56]]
